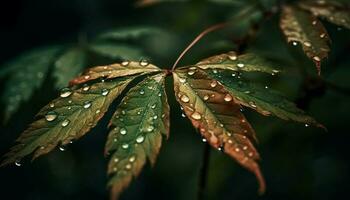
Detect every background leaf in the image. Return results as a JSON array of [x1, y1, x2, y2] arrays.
[[280, 5, 330, 73], [54, 47, 87, 89], [1, 46, 62, 121], [105, 73, 169, 199], [88, 43, 146, 60]]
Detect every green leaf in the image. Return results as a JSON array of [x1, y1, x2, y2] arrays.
[[299, 0, 350, 29], [89, 43, 146, 60], [206, 69, 324, 128], [70, 61, 161, 86], [96, 26, 165, 41], [1, 76, 136, 166], [53, 47, 87, 89], [173, 67, 265, 194], [105, 73, 169, 199], [1, 46, 62, 121], [280, 5, 330, 74], [196, 51, 280, 74], [135, 0, 243, 7]]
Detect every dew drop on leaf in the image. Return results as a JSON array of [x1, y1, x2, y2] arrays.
[[305, 124, 309, 127], [61, 119, 70, 127], [122, 143, 129, 149], [15, 160, 21, 167], [228, 51, 237, 60], [181, 113, 186, 118], [180, 94, 190, 103], [187, 70, 195, 76], [224, 94, 233, 102], [191, 112, 202, 120], [125, 164, 132, 170], [292, 41, 298, 46], [136, 135, 145, 143], [60, 88, 72, 98], [243, 146, 248, 150], [129, 156, 136, 163], [101, 89, 109, 96], [59, 146, 65, 151], [84, 75, 90, 80], [83, 101, 92, 109], [139, 59, 149, 66], [313, 56, 321, 62], [303, 41, 311, 47], [50, 103, 55, 108], [114, 158, 119, 163], [139, 89, 145, 95], [147, 125, 154, 132], [151, 104, 156, 109], [210, 81, 217, 88], [203, 95, 209, 101], [120, 128, 127, 135], [82, 84, 90, 91], [237, 63, 245, 68], [202, 138, 207, 142], [45, 111, 58, 122], [179, 78, 187, 83], [121, 60, 130, 66], [320, 33, 326, 38]]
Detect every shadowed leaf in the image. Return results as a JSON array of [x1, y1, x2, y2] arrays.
[[206, 69, 324, 128], [0, 76, 136, 167], [70, 61, 161, 86], [196, 51, 280, 74], [280, 5, 330, 74], [1, 46, 62, 121], [299, 0, 350, 29], [54, 47, 87, 89], [89, 43, 146, 60], [173, 67, 265, 194], [105, 73, 169, 199], [97, 26, 165, 41]]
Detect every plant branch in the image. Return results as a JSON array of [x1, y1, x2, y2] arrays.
[[171, 22, 228, 71]]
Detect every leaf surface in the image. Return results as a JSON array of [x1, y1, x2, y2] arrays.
[[70, 61, 161, 86], [299, 0, 350, 29], [1, 46, 62, 120], [105, 73, 169, 199], [196, 51, 280, 74], [96, 26, 165, 41], [1, 76, 135, 166], [206, 69, 323, 127], [53, 47, 87, 89], [173, 67, 265, 194], [280, 5, 330, 73]]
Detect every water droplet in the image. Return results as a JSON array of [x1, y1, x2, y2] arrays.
[[212, 69, 218, 74], [129, 156, 136, 162], [122, 143, 129, 149], [125, 164, 132, 170], [243, 146, 248, 150], [180, 94, 190, 103], [45, 111, 57, 122], [84, 75, 90, 80], [313, 56, 321, 62], [265, 86, 269, 89], [140, 59, 149, 66], [120, 128, 127, 135], [187, 70, 195, 75], [121, 60, 130, 66], [235, 148, 240, 152], [136, 135, 145, 143], [303, 42, 311, 47], [228, 139, 233, 144], [15, 160, 21, 167], [249, 101, 257, 108], [228, 51, 237, 60], [82, 84, 90, 91], [237, 63, 245, 68], [203, 95, 209, 101], [83, 101, 92, 109], [202, 138, 207, 142], [146, 125, 154, 132], [139, 89, 145, 95], [312, 20, 317, 25], [179, 78, 187, 83], [60, 88, 72, 98], [59, 146, 65, 151], [181, 113, 186, 118], [151, 104, 156, 109], [248, 152, 254, 157], [114, 158, 119, 163], [224, 94, 232, 102], [305, 124, 309, 127], [210, 81, 217, 88], [61, 119, 70, 127], [101, 89, 109, 96], [320, 33, 326, 38], [292, 41, 298, 46], [191, 112, 202, 120], [50, 103, 55, 108], [96, 109, 101, 114]]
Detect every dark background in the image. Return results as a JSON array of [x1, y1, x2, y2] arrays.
[[1, 0, 350, 199]]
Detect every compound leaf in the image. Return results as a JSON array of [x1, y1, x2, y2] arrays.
[[1, 46, 62, 121], [70, 61, 161, 86], [299, 0, 350, 29], [206, 69, 323, 128], [105, 73, 169, 199], [196, 51, 280, 75], [89, 43, 146, 60], [1, 76, 136, 166], [53, 47, 87, 89], [173, 67, 265, 194], [280, 5, 330, 74]]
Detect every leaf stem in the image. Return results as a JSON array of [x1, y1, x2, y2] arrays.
[[171, 22, 228, 71], [197, 143, 211, 200]]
